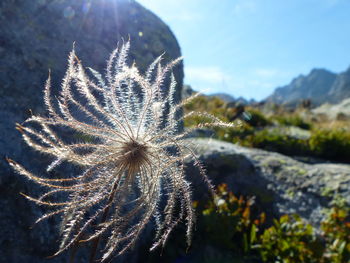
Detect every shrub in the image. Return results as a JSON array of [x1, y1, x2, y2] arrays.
[[321, 200, 350, 263], [147, 185, 350, 263], [243, 109, 272, 128], [258, 214, 322, 263], [274, 115, 312, 130], [242, 129, 310, 156], [215, 123, 255, 143], [309, 129, 350, 162], [236, 128, 350, 163], [184, 96, 350, 163], [192, 184, 265, 260]]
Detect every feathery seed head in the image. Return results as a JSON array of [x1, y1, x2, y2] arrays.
[[118, 139, 150, 172], [8, 41, 238, 261]]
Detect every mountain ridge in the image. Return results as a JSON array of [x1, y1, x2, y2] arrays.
[[265, 66, 350, 107], [195, 65, 350, 108]]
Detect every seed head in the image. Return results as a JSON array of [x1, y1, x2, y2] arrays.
[[8, 41, 237, 261]]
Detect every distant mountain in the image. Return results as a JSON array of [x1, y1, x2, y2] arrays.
[[182, 87, 255, 106], [265, 68, 337, 106], [210, 93, 236, 103], [328, 67, 350, 104], [210, 93, 256, 105]]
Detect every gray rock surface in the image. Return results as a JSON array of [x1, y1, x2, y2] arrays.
[[0, 0, 183, 114], [0, 0, 182, 262], [312, 97, 350, 120], [187, 138, 350, 227]]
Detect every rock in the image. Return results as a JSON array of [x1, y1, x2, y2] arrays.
[[181, 84, 195, 99], [312, 97, 350, 120], [0, 0, 183, 114], [0, 0, 182, 262], [266, 126, 311, 140], [187, 138, 350, 227], [185, 127, 216, 138]]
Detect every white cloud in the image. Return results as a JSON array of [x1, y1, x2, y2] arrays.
[[185, 66, 232, 83], [184, 66, 233, 93]]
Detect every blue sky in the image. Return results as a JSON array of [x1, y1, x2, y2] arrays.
[[137, 0, 350, 100]]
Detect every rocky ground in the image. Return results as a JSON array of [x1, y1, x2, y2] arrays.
[[188, 138, 350, 227]]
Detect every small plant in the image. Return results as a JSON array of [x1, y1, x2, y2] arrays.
[[8, 41, 237, 262], [258, 214, 322, 263], [321, 198, 350, 263], [194, 184, 265, 257]]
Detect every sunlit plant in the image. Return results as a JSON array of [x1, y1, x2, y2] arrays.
[[8, 41, 236, 262]]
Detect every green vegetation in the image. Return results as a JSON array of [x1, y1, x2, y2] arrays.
[[242, 128, 310, 156], [183, 95, 350, 163], [309, 129, 350, 162], [160, 96, 350, 262], [243, 109, 272, 128], [200, 185, 350, 263], [142, 184, 350, 263], [258, 214, 322, 263], [274, 115, 312, 130], [194, 184, 265, 255], [320, 197, 350, 263], [153, 95, 350, 262]]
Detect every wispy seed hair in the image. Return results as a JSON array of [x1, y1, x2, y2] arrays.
[[8, 41, 238, 262]]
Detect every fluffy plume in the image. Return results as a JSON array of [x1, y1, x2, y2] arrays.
[[8, 41, 238, 262]]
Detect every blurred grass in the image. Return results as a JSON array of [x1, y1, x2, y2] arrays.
[[183, 95, 350, 163]]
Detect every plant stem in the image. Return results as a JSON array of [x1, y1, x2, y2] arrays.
[[89, 181, 119, 263], [69, 241, 79, 263]]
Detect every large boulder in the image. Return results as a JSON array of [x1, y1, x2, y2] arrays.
[[187, 138, 350, 227], [0, 0, 183, 113], [0, 0, 182, 262]]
